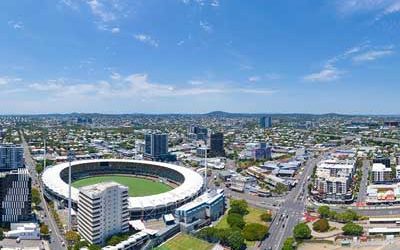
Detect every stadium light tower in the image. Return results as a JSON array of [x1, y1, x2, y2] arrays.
[[204, 146, 207, 191], [67, 149, 75, 231], [43, 138, 46, 171]]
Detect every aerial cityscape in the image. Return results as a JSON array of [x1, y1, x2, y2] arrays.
[[1, 1, 400, 250]]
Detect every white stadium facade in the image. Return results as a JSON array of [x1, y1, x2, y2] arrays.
[[42, 159, 204, 220]]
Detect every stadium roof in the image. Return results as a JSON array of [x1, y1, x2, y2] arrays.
[[42, 159, 203, 210]]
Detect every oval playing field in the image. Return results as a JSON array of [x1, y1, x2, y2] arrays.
[[72, 175, 172, 196]]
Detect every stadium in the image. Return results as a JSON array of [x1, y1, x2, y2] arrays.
[[42, 159, 204, 219]]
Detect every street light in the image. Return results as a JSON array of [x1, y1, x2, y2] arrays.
[[67, 149, 75, 231]]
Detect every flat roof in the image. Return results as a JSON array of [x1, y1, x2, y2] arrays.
[[368, 227, 400, 233], [369, 217, 400, 222]]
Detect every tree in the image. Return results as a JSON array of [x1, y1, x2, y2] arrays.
[[73, 240, 89, 250], [36, 163, 44, 174], [227, 213, 245, 229], [229, 199, 249, 216], [40, 224, 49, 235], [317, 206, 330, 219], [196, 227, 220, 243], [260, 212, 272, 222], [282, 237, 296, 250], [215, 228, 244, 250], [336, 210, 359, 223], [274, 183, 288, 194], [242, 223, 268, 241], [342, 222, 363, 236], [0, 228, 3, 241], [65, 230, 80, 246], [32, 188, 41, 207], [328, 210, 337, 220], [293, 223, 311, 240], [312, 219, 329, 232], [88, 245, 102, 250]]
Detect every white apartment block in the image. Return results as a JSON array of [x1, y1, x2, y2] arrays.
[[372, 163, 392, 183], [396, 165, 400, 179], [315, 169, 349, 194], [315, 159, 355, 195], [78, 182, 129, 245]]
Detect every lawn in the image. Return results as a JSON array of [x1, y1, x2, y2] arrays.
[[215, 205, 269, 247], [244, 206, 269, 225], [72, 175, 172, 197], [155, 234, 213, 250], [216, 205, 268, 229]]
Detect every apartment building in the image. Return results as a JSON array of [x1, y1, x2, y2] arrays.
[[78, 182, 129, 245]]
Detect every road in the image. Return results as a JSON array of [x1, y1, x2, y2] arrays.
[[20, 132, 67, 250], [261, 156, 319, 250], [357, 159, 370, 203]]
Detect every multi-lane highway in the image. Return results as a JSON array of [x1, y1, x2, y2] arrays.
[[357, 159, 370, 203], [261, 156, 319, 250], [21, 132, 66, 250]]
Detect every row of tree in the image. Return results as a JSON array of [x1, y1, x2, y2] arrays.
[[196, 199, 269, 250]]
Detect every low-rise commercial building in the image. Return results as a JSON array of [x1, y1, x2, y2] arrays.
[[372, 163, 392, 184], [4, 223, 40, 240]]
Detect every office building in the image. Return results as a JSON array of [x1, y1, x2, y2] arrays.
[[188, 125, 208, 141], [243, 142, 272, 161], [144, 133, 174, 161], [209, 132, 224, 157], [259, 116, 272, 129], [175, 190, 225, 232], [0, 168, 32, 223], [0, 144, 24, 171], [78, 182, 129, 245], [0, 127, 5, 140], [372, 163, 392, 184]]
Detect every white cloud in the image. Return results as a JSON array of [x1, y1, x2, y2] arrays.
[[27, 73, 275, 100], [211, 0, 220, 7], [61, 0, 126, 32], [0, 77, 22, 85], [303, 66, 343, 82], [199, 21, 213, 33], [8, 21, 24, 30], [265, 73, 281, 80], [134, 34, 159, 47], [352, 49, 394, 62], [111, 27, 120, 33], [336, 0, 400, 19], [188, 80, 204, 85], [248, 76, 261, 82], [303, 42, 393, 82], [177, 40, 185, 46], [181, 0, 219, 7], [87, 0, 116, 22], [110, 72, 121, 80]]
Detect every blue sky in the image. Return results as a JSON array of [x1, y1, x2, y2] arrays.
[[0, 0, 400, 114]]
